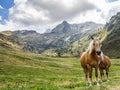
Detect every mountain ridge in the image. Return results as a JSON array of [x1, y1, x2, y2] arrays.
[[11, 21, 103, 54], [0, 21, 104, 56]]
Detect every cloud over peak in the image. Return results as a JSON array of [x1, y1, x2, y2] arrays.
[[9, 0, 95, 26], [0, 0, 120, 33]]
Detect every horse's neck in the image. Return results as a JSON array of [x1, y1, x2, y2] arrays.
[[88, 49, 96, 56], [90, 50, 100, 61]]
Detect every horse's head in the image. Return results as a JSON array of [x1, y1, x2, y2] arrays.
[[91, 37, 102, 56], [88, 36, 102, 55]]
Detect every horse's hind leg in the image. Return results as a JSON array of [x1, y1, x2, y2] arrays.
[[100, 69, 104, 82], [106, 68, 109, 81], [95, 67, 100, 86]]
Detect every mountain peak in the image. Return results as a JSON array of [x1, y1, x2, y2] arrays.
[[62, 20, 69, 25]]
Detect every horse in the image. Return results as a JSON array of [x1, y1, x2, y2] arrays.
[[80, 37, 102, 86], [99, 53, 111, 82]]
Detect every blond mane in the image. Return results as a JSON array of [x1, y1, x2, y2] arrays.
[[87, 40, 94, 54], [100, 51, 104, 61]]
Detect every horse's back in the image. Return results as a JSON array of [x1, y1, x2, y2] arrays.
[[100, 55, 111, 69], [104, 55, 111, 67]]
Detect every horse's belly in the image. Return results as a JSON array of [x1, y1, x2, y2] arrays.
[[89, 61, 99, 68]]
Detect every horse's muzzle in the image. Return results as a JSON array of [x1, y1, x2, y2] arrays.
[[96, 51, 101, 55]]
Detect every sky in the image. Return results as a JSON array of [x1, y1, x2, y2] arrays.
[[0, 0, 120, 33]]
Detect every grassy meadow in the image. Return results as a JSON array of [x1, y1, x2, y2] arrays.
[[0, 47, 120, 90]]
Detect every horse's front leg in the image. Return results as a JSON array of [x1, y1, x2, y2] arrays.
[[95, 66, 100, 86], [99, 68, 103, 82], [83, 68, 89, 86], [88, 66, 93, 86]]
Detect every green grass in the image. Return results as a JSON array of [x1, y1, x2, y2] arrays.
[[0, 47, 120, 90]]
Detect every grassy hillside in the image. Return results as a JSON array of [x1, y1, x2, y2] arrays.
[[102, 12, 120, 58], [71, 28, 107, 56], [0, 31, 22, 50], [0, 46, 120, 90]]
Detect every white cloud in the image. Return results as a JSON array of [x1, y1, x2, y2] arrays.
[[88, 0, 120, 23], [0, 0, 120, 33], [71, 10, 106, 24], [28, 0, 95, 22], [0, 16, 2, 21], [0, 20, 50, 33], [105, 0, 120, 22], [0, 5, 3, 9], [9, 0, 95, 25], [0, 5, 3, 21]]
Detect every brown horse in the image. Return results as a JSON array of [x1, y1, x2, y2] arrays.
[[99, 53, 111, 82], [80, 37, 102, 86]]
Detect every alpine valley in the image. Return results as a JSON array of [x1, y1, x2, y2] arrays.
[[1, 12, 120, 58]]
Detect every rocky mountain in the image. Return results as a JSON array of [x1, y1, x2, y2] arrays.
[[11, 21, 103, 54], [102, 12, 120, 58], [1, 12, 120, 58]]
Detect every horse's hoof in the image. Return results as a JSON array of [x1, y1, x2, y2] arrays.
[[100, 80, 103, 83], [89, 83, 92, 87], [89, 85, 92, 87], [86, 83, 88, 86], [97, 83, 100, 86]]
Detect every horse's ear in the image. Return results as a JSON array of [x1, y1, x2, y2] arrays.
[[91, 36, 94, 40], [98, 36, 102, 40], [97, 36, 101, 40]]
